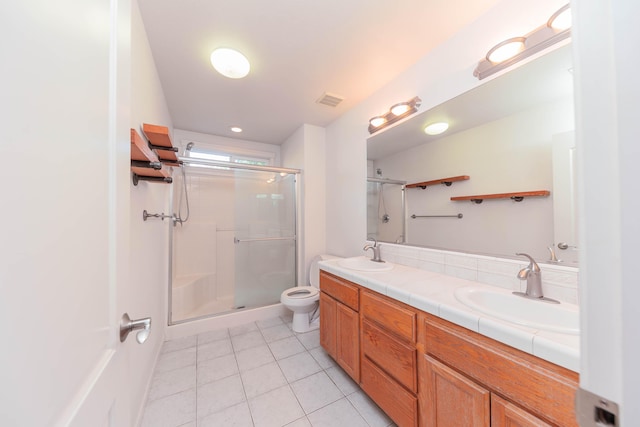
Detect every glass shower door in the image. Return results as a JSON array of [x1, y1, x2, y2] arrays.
[[233, 170, 297, 309]]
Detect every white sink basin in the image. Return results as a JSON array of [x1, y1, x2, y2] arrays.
[[337, 256, 394, 272], [454, 287, 579, 334]]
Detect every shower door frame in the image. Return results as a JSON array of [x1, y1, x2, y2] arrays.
[[367, 177, 407, 244], [167, 157, 301, 326]]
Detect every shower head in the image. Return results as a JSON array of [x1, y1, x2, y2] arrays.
[[183, 142, 195, 156]]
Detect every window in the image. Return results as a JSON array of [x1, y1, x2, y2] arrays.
[[186, 144, 272, 167]]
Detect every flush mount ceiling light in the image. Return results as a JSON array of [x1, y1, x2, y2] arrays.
[[368, 96, 421, 134], [474, 3, 571, 80], [210, 48, 250, 79], [230, 126, 243, 133], [424, 122, 449, 135]]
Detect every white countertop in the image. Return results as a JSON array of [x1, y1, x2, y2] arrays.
[[319, 257, 580, 372]]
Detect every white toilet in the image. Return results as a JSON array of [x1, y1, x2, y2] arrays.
[[280, 254, 339, 333]]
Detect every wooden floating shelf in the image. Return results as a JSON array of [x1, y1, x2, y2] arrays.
[[142, 123, 179, 165], [130, 127, 173, 184], [451, 190, 550, 204], [406, 175, 470, 189]]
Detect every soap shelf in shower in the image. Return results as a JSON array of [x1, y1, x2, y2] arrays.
[[451, 190, 550, 204], [406, 175, 469, 189]]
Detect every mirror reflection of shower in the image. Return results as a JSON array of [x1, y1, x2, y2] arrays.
[[367, 174, 406, 244]]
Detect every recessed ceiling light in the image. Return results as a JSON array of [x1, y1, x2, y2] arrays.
[[230, 126, 243, 133], [424, 122, 449, 135], [210, 48, 250, 79]]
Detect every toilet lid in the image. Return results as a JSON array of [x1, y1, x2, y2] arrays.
[[284, 286, 319, 299]]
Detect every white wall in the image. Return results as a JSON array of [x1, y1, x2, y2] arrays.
[[573, 0, 640, 424], [325, 0, 569, 258], [129, 1, 174, 424], [282, 124, 327, 284]]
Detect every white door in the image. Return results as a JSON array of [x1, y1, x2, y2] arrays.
[[0, 1, 132, 425]]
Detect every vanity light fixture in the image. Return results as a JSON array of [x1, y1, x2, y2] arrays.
[[424, 122, 449, 136], [368, 96, 421, 134], [473, 3, 571, 80], [548, 4, 571, 31], [210, 48, 251, 79]]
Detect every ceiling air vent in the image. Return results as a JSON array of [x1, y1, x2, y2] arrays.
[[316, 92, 344, 107]]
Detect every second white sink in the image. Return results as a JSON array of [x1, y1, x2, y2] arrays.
[[337, 256, 394, 272], [454, 287, 579, 334]]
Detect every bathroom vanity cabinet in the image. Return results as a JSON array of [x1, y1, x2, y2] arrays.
[[319, 271, 360, 382], [360, 291, 419, 427], [318, 270, 579, 427], [421, 313, 577, 427]]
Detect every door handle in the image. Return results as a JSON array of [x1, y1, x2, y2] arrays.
[[120, 313, 152, 344]]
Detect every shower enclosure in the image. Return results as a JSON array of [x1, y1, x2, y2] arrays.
[[170, 158, 299, 324], [367, 177, 406, 244]]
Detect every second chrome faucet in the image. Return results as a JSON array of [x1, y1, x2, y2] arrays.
[[513, 253, 559, 304]]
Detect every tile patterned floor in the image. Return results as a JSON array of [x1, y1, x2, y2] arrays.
[[141, 315, 396, 427]]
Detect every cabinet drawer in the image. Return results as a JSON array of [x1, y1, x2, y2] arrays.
[[361, 291, 416, 342], [319, 271, 359, 311], [361, 357, 418, 427], [362, 319, 417, 392]]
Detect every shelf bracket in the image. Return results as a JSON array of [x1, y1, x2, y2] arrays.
[[442, 181, 453, 186], [131, 160, 162, 170], [132, 173, 173, 186], [471, 199, 483, 204], [510, 196, 525, 202]]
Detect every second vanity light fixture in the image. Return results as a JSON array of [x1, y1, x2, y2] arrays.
[[474, 4, 571, 80], [368, 96, 422, 134]]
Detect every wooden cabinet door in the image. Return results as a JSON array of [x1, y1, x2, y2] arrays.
[[492, 395, 553, 427], [320, 292, 337, 359], [423, 355, 490, 427], [336, 302, 360, 382]]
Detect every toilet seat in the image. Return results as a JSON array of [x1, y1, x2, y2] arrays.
[[283, 286, 318, 299], [280, 286, 319, 308]]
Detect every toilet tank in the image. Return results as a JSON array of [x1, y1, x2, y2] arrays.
[[309, 254, 340, 288]]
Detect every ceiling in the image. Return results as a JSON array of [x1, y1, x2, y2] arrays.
[[137, 0, 502, 145]]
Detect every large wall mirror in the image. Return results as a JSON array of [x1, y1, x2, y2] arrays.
[[367, 44, 578, 265]]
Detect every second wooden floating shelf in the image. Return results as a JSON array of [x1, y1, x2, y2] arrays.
[[406, 175, 470, 189], [451, 190, 550, 204]]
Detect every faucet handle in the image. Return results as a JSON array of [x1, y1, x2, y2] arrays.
[[515, 253, 540, 271]]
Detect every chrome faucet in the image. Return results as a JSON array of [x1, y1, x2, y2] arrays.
[[513, 253, 559, 304], [363, 238, 384, 263]]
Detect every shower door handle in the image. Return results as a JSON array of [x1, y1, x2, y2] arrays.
[[234, 236, 296, 244], [120, 313, 152, 344]]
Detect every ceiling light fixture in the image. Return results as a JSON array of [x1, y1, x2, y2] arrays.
[[230, 126, 243, 133], [486, 37, 526, 63], [548, 4, 571, 31], [368, 96, 421, 134], [210, 48, 250, 79], [424, 122, 449, 136], [473, 3, 571, 80]]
